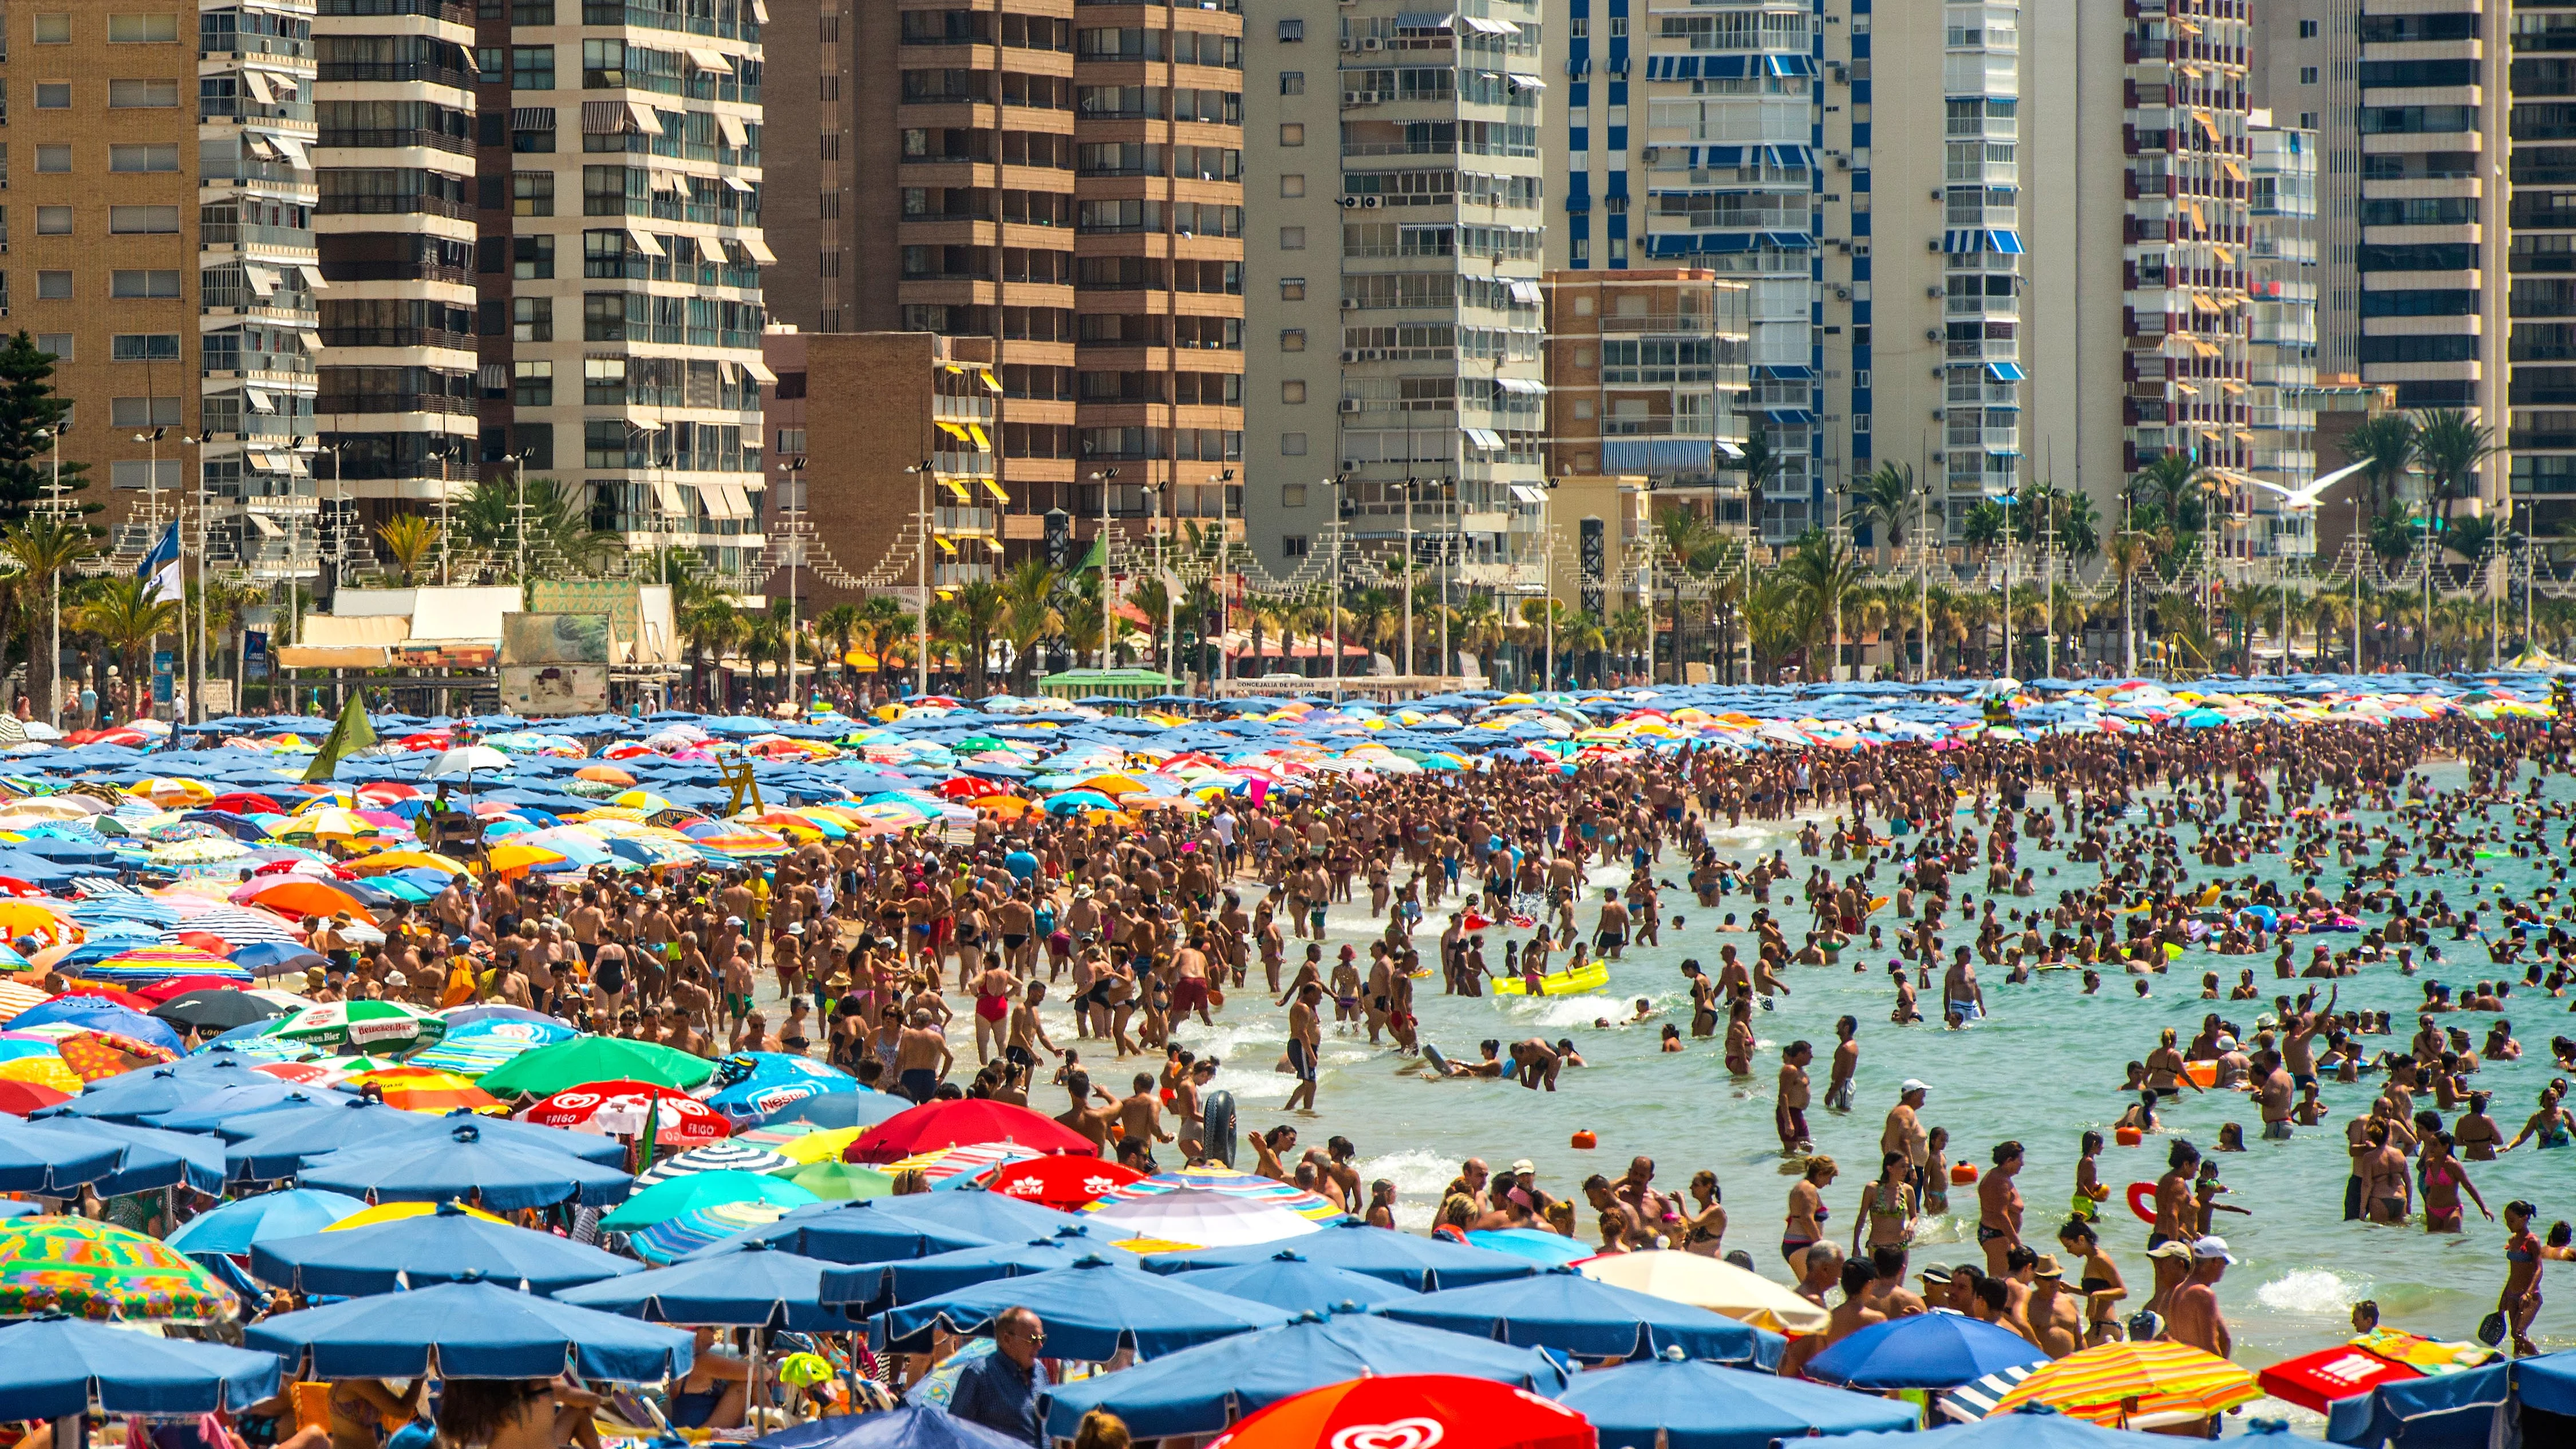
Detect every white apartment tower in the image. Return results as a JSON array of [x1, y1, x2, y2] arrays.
[[1242, 0, 1550, 577]]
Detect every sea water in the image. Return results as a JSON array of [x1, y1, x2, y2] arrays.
[[1050, 761, 2576, 1378]]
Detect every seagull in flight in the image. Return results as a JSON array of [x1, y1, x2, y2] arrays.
[[2237, 458, 2371, 512]]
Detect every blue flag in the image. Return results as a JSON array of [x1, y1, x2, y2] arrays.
[[139, 522, 180, 601]]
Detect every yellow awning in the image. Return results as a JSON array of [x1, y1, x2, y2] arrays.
[[2192, 294, 2221, 314], [2213, 244, 2234, 263], [978, 369, 1002, 394], [979, 535, 1005, 553], [2233, 430, 2255, 442], [936, 421, 971, 441], [2219, 379, 2247, 394], [966, 423, 991, 451], [2186, 200, 2206, 229], [2174, 382, 2200, 396], [939, 478, 971, 499], [934, 535, 958, 555], [982, 480, 1010, 503], [2176, 17, 2202, 34]]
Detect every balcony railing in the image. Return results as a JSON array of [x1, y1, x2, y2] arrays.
[[317, 62, 476, 89], [937, 506, 998, 534], [319, 0, 474, 19]]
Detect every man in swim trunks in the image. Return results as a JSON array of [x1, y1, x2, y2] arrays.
[[892, 1009, 952, 1104], [1776, 1040, 1815, 1153], [1284, 981, 1322, 1112]]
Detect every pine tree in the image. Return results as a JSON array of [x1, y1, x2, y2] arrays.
[[0, 333, 88, 518]]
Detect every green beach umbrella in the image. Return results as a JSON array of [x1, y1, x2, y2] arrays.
[[476, 1036, 716, 1098], [267, 1001, 448, 1052], [784, 1159, 900, 1202], [597, 1169, 820, 1230]]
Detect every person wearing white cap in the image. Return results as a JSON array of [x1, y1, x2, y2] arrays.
[[2162, 1235, 2235, 1362]]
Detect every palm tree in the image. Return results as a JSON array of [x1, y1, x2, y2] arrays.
[[455, 477, 625, 585], [681, 598, 745, 709], [947, 578, 1009, 695], [2130, 450, 2211, 536], [2345, 412, 2419, 520], [69, 576, 179, 709], [2442, 513, 2499, 567], [1243, 601, 1279, 678], [377, 515, 441, 587], [2412, 409, 2497, 527], [997, 560, 1061, 692], [1451, 592, 1503, 682], [1778, 529, 1862, 678], [1608, 605, 1652, 677], [1736, 426, 1786, 511], [813, 602, 863, 677], [4, 514, 95, 718], [1961, 500, 2009, 566], [2105, 527, 2155, 674], [1846, 462, 1917, 566]]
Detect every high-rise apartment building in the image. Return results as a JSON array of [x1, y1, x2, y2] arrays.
[[2252, 1, 2361, 381], [0, 2, 323, 583], [463, 0, 772, 584], [777, 0, 1243, 570], [2249, 116, 2320, 555], [1548, 0, 1816, 542], [1240, 0, 1548, 578], [2504, 1, 2576, 528], [313, 0, 476, 555]]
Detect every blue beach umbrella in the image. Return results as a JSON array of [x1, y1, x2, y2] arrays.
[[18, 1117, 226, 1195], [0, 1119, 124, 1193], [1143, 1218, 1538, 1290], [1830, 1409, 2183, 1449], [1556, 1350, 1921, 1449], [689, 1190, 1080, 1265], [252, 1201, 641, 1295], [555, 1242, 842, 1330], [168, 1189, 368, 1257], [872, 1254, 1290, 1361], [761, 1090, 914, 1130], [748, 1408, 1026, 1449], [1463, 1227, 1594, 1267], [6, 998, 183, 1054], [1374, 1265, 1785, 1367], [843, 1231, 1139, 1310], [42, 1057, 297, 1123], [139, 1084, 350, 1135], [246, 1276, 696, 1381], [1036, 1310, 1570, 1440], [0, 1316, 282, 1420], [1164, 1253, 1423, 1314], [1804, 1309, 2050, 1389], [297, 1120, 634, 1210]]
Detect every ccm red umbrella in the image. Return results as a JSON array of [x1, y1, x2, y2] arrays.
[[841, 1099, 1098, 1164], [1210, 1375, 1594, 1449], [982, 1155, 1144, 1210]]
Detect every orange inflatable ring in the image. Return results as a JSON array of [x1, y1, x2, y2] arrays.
[[1571, 1130, 1598, 1150], [2127, 1181, 2158, 1225]]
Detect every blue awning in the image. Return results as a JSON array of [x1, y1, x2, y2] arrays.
[[1756, 365, 1814, 381], [1566, 56, 1592, 76], [1645, 54, 1806, 80], [1985, 362, 2025, 381], [1765, 409, 1816, 425], [1942, 228, 2026, 255], [1395, 11, 1452, 29], [1565, 195, 1590, 213], [1767, 54, 1815, 77], [1664, 145, 1814, 171], [1765, 230, 1814, 250], [1642, 230, 1812, 257], [1990, 229, 2025, 254]]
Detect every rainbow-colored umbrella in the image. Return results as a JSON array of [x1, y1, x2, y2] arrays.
[[74, 945, 250, 984], [1082, 1163, 1344, 1222], [0, 1215, 239, 1321]]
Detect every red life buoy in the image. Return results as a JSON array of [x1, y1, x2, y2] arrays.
[[2127, 1182, 2159, 1225]]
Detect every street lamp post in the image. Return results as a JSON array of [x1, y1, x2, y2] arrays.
[[907, 459, 937, 695], [1326, 475, 1344, 694], [776, 455, 806, 712], [1208, 468, 1233, 684], [1087, 468, 1117, 670], [1400, 474, 1416, 679]]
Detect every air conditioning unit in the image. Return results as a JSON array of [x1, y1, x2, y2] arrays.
[[1931, 409, 1945, 420], [1929, 238, 1942, 250], [1345, 90, 1367, 104], [1340, 37, 1356, 50], [1932, 189, 1946, 201], [1341, 349, 1363, 362], [1341, 195, 1364, 208], [1835, 155, 1851, 169], [1926, 328, 1942, 341], [1339, 397, 1362, 412], [1834, 286, 1850, 300], [1342, 298, 1359, 308], [1360, 195, 1383, 208], [1362, 37, 1382, 50], [1927, 285, 1943, 298], [1362, 348, 1387, 360]]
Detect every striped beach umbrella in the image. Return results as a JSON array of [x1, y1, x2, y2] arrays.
[[340, 1066, 505, 1116], [406, 1018, 578, 1077], [890, 1140, 1050, 1186], [1084, 1164, 1344, 1222], [267, 1000, 446, 1052], [625, 1198, 796, 1264], [1971, 1340, 2261, 1428], [632, 1140, 793, 1187]]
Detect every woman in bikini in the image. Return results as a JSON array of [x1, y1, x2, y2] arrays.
[[2417, 1131, 2494, 1235], [2056, 1215, 2129, 1346], [1681, 1169, 1728, 1258], [2496, 1200, 2576, 1357], [1782, 1155, 1836, 1277], [1854, 1150, 1917, 1256]]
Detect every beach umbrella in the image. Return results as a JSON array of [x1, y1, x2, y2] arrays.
[[0, 1119, 124, 1193], [1165, 1253, 1424, 1314], [132, 1081, 347, 1135], [477, 1036, 715, 1096], [846, 1232, 1139, 1310], [635, 1141, 793, 1186], [16, 1117, 224, 1195], [841, 1098, 1097, 1163], [266, 1000, 446, 1052], [518, 1080, 732, 1145], [1084, 1163, 1342, 1221], [1040, 1313, 1569, 1442], [1081, 1187, 1327, 1249], [746, 1408, 1025, 1449], [1578, 1250, 1831, 1336], [165, 1189, 368, 1258], [1974, 1340, 2262, 1428], [700, 1054, 860, 1125], [6, 999, 183, 1054], [342, 1066, 503, 1116], [0, 1316, 281, 1419], [758, 1089, 912, 1131], [689, 1193, 1076, 1266], [1377, 1265, 1784, 1367], [1555, 1349, 1919, 1449], [9, 1026, 180, 1084], [297, 1119, 634, 1210], [1804, 1308, 2050, 1389], [150, 990, 286, 1033], [226, 942, 326, 977], [406, 1017, 579, 1077], [0, 1081, 70, 1115], [981, 1154, 1143, 1210], [1465, 1228, 1594, 1266], [555, 1242, 841, 1330], [784, 1159, 899, 1202], [1205, 1375, 1593, 1449], [245, 1277, 695, 1381], [0, 1216, 239, 1321], [1827, 1412, 2182, 1449], [1141, 1218, 1540, 1291], [598, 1170, 820, 1230], [629, 1200, 804, 1265], [218, 1098, 453, 1179], [873, 1254, 1290, 1360], [250, 1201, 639, 1295], [228, 879, 375, 923]]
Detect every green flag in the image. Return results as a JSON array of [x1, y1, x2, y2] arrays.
[[302, 693, 377, 784], [1079, 532, 1107, 571]]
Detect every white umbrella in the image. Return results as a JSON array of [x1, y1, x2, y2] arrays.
[[1578, 1248, 1830, 1336], [1081, 1187, 1326, 1248], [426, 745, 512, 779]]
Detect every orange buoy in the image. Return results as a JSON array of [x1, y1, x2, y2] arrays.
[[1571, 1130, 1598, 1150], [2115, 1125, 2144, 1147], [1949, 1162, 1978, 1186]]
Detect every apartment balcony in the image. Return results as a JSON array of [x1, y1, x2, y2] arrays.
[[933, 563, 995, 587], [936, 506, 999, 536]]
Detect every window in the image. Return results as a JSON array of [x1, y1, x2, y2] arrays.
[[513, 46, 555, 92], [34, 146, 69, 173], [110, 270, 180, 297], [514, 235, 555, 279], [34, 84, 69, 110], [514, 360, 554, 406], [1280, 225, 1305, 250], [1280, 328, 1306, 351], [512, 171, 556, 216], [110, 396, 181, 427], [109, 206, 180, 234], [34, 208, 70, 235], [1279, 70, 1304, 96], [1280, 432, 1307, 456], [35, 335, 72, 361], [35, 272, 71, 300], [776, 427, 807, 454], [512, 296, 552, 342], [1281, 534, 1309, 558], [2301, 66, 2319, 85], [1281, 123, 1303, 145], [1279, 18, 1303, 41], [1281, 278, 1306, 301], [31, 15, 68, 44], [108, 14, 179, 43], [2299, 19, 2319, 37], [1280, 173, 1305, 198], [108, 79, 179, 108], [111, 460, 181, 489], [513, 0, 556, 22], [1609, 15, 1627, 36], [110, 144, 179, 173], [111, 333, 180, 361], [511, 423, 554, 471], [1281, 380, 1306, 403]]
